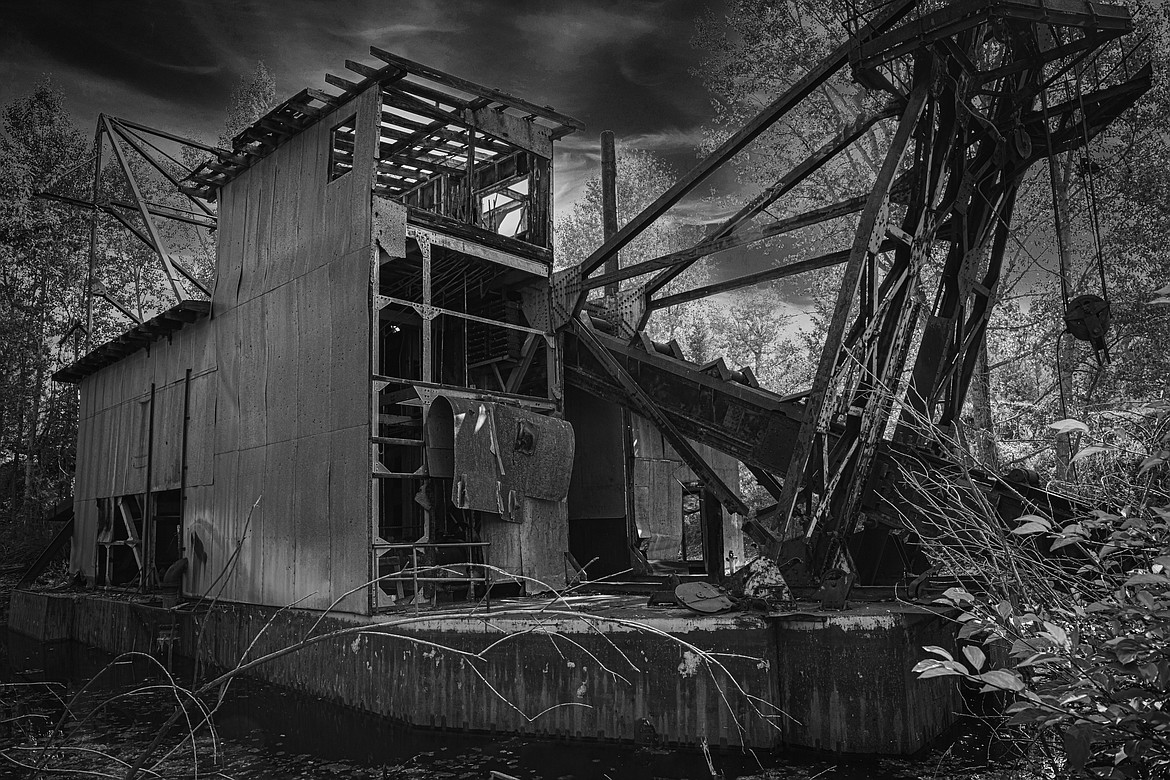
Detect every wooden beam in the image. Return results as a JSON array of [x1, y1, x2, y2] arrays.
[[305, 88, 342, 106], [285, 89, 325, 116], [381, 88, 465, 127], [325, 72, 363, 93], [370, 46, 584, 130], [345, 59, 384, 80], [378, 154, 462, 177], [649, 246, 887, 310], [380, 110, 511, 154], [471, 105, 553, 159], [643, 104, 897, 298], [391, 78, 476, 113], [107, 198, 215, 229]]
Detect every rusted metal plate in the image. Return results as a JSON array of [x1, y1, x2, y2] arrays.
[[426, 395, 574, 520], [675, 582, 734, 614]]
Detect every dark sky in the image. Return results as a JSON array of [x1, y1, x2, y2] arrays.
[[1, 0, 726, 215]]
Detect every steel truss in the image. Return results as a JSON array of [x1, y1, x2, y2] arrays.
[[554, 0, 1151, 586], [37, 116, 221, 343]]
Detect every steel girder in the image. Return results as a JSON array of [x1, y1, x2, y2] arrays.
[[556, 0, 1150, 585]]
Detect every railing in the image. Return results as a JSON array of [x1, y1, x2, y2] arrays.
[[374, 541, 491, 612]]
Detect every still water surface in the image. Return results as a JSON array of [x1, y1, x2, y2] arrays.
[[1, 632, 1037, 779]]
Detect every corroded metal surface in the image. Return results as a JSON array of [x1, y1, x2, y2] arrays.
[[10, 589, 960, 754]]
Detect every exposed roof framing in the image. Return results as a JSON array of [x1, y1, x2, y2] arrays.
[[184, 49, 581, 202], [52, 300, 211, 384]]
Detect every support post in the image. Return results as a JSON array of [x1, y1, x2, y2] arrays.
[[86, 121, 104, 349], [142, 382, 156, 591], [701, 489, 725, 582], [773, 81, 928, 542], [601, 130, 619, 298]]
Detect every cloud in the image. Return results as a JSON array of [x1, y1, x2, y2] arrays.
[[552, 148, 597, 215], [620, 126, 708, 154], [670, 199, 743, 226], [510, 6, 657, 60], [351, 21, 466, 39]]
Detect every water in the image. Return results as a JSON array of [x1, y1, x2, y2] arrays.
[[1, 631, 1039, 779]]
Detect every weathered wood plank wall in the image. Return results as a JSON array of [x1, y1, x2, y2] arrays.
[[204, 84, 378, 613], [71, 324, 217, 576], [631, 414, 746, 569], [72, 85, 381, 614]]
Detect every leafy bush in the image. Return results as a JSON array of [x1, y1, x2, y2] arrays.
[[908, 402, 1170, 778]]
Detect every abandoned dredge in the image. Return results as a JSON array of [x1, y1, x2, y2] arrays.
[[10, 0, 1152, 756]]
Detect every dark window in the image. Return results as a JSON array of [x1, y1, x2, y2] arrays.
[[329, 116, 357, 181]]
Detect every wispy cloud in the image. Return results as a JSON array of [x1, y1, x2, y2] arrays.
[[670, 199, 743, 226], [351, 21, 465, 39], [510, 6, 657, 60], [621, 126, 708, 154]]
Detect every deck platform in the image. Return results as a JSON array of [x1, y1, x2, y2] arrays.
[[8, 588, 961, 754]]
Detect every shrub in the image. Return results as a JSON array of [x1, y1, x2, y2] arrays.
[[907, 402, 1170, 778]]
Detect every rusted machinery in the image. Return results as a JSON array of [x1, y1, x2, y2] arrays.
[[556, 0, 1150, 590], [43, 1, 1150, 603]]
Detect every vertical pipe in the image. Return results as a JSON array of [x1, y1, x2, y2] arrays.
[[600, 131, 619, 298], [600, 132, 641, 572], [142, 382, 156, 591], [465, 124, 477, 224], [1047, 159, 1078, 481], [86, 120, 104, 350], [421, 239, 432, 383], [412, 545, 420, 614], [180, 369, 191, 591]]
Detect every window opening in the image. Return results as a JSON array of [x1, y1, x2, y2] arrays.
[[681, 483, 704, 563]]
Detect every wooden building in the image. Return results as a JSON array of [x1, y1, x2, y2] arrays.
[[54, 52, 744, 615]]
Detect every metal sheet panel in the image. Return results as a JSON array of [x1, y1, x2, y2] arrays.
[[430, 396, 574, 518], [263, 437, 297, 606], [565, 386, 627, 520], [149, 380, 183, 492], [213, 306, 241, 455], [329, 424, 369, 613], [296, 268, 332, 437], [237, 299, 269, 451], [518, 497, 568, 592], [235, 444, 267, 605], [212, 172, 245, 311], [185, 370, 216, 487], [328, 248, 369, 434], [264, 283, 299, 444], [292, 431, 331, 608], [269, 128, 301, 291]]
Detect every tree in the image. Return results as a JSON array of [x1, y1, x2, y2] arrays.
[[711, 289, 800, 392], [692, 0, 1170, 487], [0, 62, 275, 532], [0, 79, 88, 521], [218, 62, 277, 148], [555, 143, 718, 363]]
